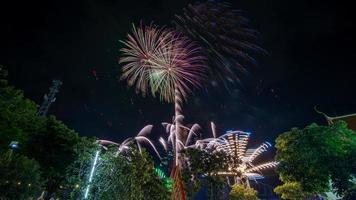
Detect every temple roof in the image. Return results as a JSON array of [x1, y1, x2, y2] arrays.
[[315, 107, 356, 131], [328, 113, 356, 131]]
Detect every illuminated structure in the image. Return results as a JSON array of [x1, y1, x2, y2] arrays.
[[38, 80, 62, 116], [194, 130, 278, 187]]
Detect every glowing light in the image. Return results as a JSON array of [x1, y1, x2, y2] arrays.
[[84, 150, 99, 199], [135, 136, 162, 159], [159, 137, 168, 151], [195, 130, 278, 185], [246, 142, 272, 162], [245, 161, 279, 173], [120, 24, 206, 103], [155, 167, 167, 179], [159, 121, 204, 166], [96, 125, 162, 159], [154, 167, 173, 191], [9, 141, 19, 150]]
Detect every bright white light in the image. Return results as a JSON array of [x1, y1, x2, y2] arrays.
[[200, 130, 278, 186], [84, 185, 90, 199], [84, 150, 99, 199]]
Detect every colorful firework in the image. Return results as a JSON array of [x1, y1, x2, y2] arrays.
[[96, 125, 162, 159], [119, 25, 169, 97], [193, 130, 278, 186], [175, 1, 266, 90], [120, 24, 206, 103], [160, 120, 203, 162]]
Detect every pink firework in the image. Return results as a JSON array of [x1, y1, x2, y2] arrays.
[[120, 24, 206, 103]]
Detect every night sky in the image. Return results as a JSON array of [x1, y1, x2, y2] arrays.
[[1, 0, 355, 145]]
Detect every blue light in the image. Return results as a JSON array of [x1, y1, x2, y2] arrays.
[[9, 141, 19, 149]]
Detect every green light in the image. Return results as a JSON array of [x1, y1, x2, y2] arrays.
[[154, 167, 173, 191], [154, 167, 167, 179], [164, 179, 173, 191]]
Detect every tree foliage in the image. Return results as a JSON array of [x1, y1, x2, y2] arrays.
[[24, 115, 83, 195], [64, 137, 100, 199], [0, 74, 41, 152], [275, 121, 356, 197], [68, 147, 170, 200], [274, 181, 308, 200], [0, 73, 93, 197], [181, 148, 229, 200], [0, 150, 43, 200], [229, 184, 258, 200]]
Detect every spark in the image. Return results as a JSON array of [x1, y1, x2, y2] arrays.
[[245, 161, 279, 173], [98, 125, 162, 159], [119, 23, 206, 103], [159, 137, 168, 151], [175, 1, 265, 90], [193, 130, 278, 185], [245, 142, 272, 162]]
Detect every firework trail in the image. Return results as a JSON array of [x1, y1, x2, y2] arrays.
[[97, 125, 162, 159], [175, 1, 266, 90], [120, 26, 207, 200]]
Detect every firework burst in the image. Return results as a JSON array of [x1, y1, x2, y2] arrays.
[[96, 125, 162, 159], [193, 130, 278, 186], [120, 24, 206, 103], [175, 1, 266, 90], [119, 25, 169, 96]]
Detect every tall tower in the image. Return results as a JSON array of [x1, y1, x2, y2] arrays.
[[38, 80, 62, 117]]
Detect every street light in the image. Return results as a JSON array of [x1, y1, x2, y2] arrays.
[[9, 141, 19, 150]]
